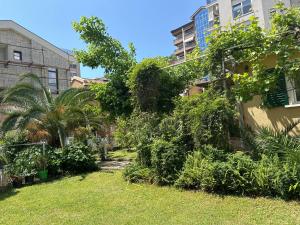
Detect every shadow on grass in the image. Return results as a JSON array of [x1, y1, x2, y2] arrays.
[[0, 188, 19, 201]]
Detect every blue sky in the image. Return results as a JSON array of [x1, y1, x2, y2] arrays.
[[0, 0, 206, 78]]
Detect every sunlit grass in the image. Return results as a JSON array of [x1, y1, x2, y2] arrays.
[[107, 149, 137, 161], [0, 172, 299, 225]]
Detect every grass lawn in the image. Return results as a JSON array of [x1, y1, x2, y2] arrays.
[[0, 172, 300, 225], [107, 149, 137, 161]]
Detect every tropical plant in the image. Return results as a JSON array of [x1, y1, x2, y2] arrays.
[[0, 73, 99, 147]]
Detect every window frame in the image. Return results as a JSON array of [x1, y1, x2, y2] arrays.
[[286, 77, 300, 105], [232, 0, 252, 19], [48, 68, 59, 94], [13, 51, 22, 61]]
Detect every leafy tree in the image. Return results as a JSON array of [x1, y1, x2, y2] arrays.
[[73, 16, 136, 118], [128, 58, 187, 113], [0, 73, 98, 147]]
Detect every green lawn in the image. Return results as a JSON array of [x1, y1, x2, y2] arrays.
[[0, 172, 300, 225], [107, 149, 137, 161]]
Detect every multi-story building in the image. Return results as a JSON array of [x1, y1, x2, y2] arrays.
[[171, 21, 197, 62], [218, 0, 300, 29], [172, 0, 300, 58], [0, 20, 80, 94]]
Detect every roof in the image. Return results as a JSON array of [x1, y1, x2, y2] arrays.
[[71, 76, 109, 86], [171, 21, 194, 34], [0, 20, 76, 61], [191, 6, 207, 20]]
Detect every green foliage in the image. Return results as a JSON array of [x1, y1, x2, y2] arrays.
[[174, 90, 235, 150], [123, 163, 153, 183], [176, 149, 300, 199], [1, 73, 98, 148], [61, 142, 97, 174], [151, 139, 185, 185], [254, 127, 300, 159], [73, 16, 136, 118], [175, 151, 215, 191], [8, 146, 40, 177], [0, 130, 29, 163], [128, 58, 187, 113], [115, 112, 160, 166], [203, 4, 300, 103]]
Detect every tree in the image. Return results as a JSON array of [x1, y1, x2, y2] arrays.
[[72, 16, 137, 118], [128, 57, 188, 113], [0, 73, 98, 147]]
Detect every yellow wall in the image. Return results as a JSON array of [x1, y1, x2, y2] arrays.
[[242, 95, 300, 135]]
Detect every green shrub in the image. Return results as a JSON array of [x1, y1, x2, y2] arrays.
[[9, 146, 41, 177], [61, 142, 97, 174], [175, 151, 215, 191], [151, 139, 185, 185], [1, 130, 29, 163], [123, 163, 153, 183], [213, 152, 256, 195]]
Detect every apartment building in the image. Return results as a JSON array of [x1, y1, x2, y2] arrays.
[[171, 0, 300, 58], [0, 20, 80, 94], [171, 21, 197, 62], [217, 0, 299, 29]]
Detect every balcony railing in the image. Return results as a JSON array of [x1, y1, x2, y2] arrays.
[[207, 0, 217, 6]]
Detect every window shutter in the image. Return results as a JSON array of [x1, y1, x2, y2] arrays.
[[263, 71, 289, 107]]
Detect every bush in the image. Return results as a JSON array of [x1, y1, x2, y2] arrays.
[[1, 130, 29, 163], [61, 142, 97, 174], [151, 139, 185, 185], [9, 146, 41, 177], [176, 150, 300, 199], [175, 151, 215, 191], [253, 155, 300, 199], [213, 152, 256, 195], [123, 163, 153, 183]]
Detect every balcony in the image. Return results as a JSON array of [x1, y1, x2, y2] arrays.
[[207, 0, 217, 6], [174, 47, 184, 55], [184, 32, 195, 41], [173, 36, 183, 45], [186, 40, 196, 48]]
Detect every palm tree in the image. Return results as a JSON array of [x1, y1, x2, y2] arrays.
[[0, 73, 99, 147]]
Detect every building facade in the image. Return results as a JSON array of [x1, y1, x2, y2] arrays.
[[0, 20, 80, 94], [218, 0, 300, 29], [171, 22, 197, 62], [171, 0, 300, 58]]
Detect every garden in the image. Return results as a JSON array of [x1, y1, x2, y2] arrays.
[[0, 3, 300, 224]]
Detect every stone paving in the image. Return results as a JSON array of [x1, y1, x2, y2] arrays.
[[100, 160, 130, 171]]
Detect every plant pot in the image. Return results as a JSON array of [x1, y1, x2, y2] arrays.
[[25, 175, 34, 184], [38, 170, 48, 181], [11, 176, 23, 188]]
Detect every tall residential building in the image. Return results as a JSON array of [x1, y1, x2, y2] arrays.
[[171, 0, 300, 58], [0, 20, 80, 94], [218, 0, 300, 29], [171, 21, 197, 62]]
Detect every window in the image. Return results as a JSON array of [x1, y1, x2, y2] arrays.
[[70, 64, 77, 69], [208, 4, 220, 28], [232, 0, 252, 18], [286, 77, 300, 105], [13, 51, 22, 61], [48, 68, 58, 94], [70, 72, 77, 77]]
